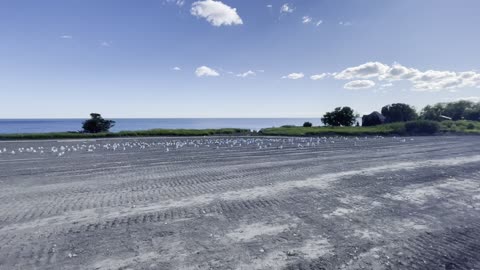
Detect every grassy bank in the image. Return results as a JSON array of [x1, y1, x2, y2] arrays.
[[0, 128, 251, 140], [1, 121, 480, 140], [439, 120, 480, 134], [259, 120, 480, 137], [259, 123, 406, 136]]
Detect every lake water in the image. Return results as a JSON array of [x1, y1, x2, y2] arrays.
[[0, 118, 321, 134]]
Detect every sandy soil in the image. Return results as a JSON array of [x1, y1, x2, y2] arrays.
[[0, 136, 479, 270]]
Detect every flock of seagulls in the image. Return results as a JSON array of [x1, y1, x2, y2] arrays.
[[0, 136, 413, 158]]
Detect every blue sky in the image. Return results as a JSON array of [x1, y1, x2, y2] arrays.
[[1, 0, 480, 118]]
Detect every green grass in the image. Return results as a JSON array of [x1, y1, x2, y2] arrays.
[[259, 123, 406, 136], [0, 128, 251, 140], [439, 120, 480, 134], [260, 120, 480, 137], [2, 120, 480, 140]]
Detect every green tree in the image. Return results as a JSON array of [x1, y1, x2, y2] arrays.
[[381, 103, 418, 123], [405, 120, 440, 135], [421, 101, 480, 121], [443, 100, 475, 120], [464, 104, 480, 121], [362, 111, 385, 126], [82, 113, 116, 133], [420, 104, 445, 121], [321, 107, 356, 127], [303, 122, 313, 127]]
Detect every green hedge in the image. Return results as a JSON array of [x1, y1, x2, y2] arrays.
[[404, 120, 440, 135], [0, 128, 251, 140]]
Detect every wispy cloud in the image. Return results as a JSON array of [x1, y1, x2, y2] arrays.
[[282, 73, 304, 80], [100, 41, 111, 47], [344, 80, 376, 90], [172, 67, 181, 71], [379, 83, 393, 89], [302, 16, 312, 24], [191, 0, 243, 26], [335, 62, 390, 80], [195, 66, 220, 77], [280, 3, 294, 13], [166, 0, 185, 6], [456, 96, 480, 102], [302, 16, 322, 27], [60, 35, 72, 39], [310, 73, 327, 80], [339, 21, 352, 26], [236, 70, 256, 77]]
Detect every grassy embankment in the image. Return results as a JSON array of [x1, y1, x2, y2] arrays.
[[0, 128, 251, 140], [259, 120, 480, 136], [1, 120, 480, 140]]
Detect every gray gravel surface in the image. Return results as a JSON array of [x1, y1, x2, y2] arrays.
[[0, 136, 480, 270]]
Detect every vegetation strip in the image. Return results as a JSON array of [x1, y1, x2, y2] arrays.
[[259, 120, 480, 136], [0, 128, 251, 140], [1, 120, 480, 140]]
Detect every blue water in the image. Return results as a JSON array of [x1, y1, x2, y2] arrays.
[[0, 118, 321, 134]]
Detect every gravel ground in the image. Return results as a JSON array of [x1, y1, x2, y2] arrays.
[[0, 136, 480, 270]]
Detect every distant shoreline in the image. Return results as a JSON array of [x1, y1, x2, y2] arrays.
[[1, 120, 479, 140], [0, 118, 322, 134]]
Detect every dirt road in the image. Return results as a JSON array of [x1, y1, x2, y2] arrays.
[[0, 136, 479, 269]]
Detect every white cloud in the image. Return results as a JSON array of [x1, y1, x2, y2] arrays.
[[380, 63, 420, 81], [100, 41, 111, 47], [379, 83, 393, 88], [344, 80, 376, 90], [457, 96, 480, 102], [302, 16, 312, 24], [280, 3, 294, 13], [191, 0, 243, 26], [195, 66, 220, 77], [172, 67, 181, 71], [236, 70, 256, 77], [282, 73, 304, 80], [339, 21, 352, 26], [335, 62, 390, 80], [60, 35, 72, 39], [166, 0, 185, 6], [266, 4, 272, 8], [316, 20, 323, 27], [336, 61, 480, 91], [310, 73, 327, 80]]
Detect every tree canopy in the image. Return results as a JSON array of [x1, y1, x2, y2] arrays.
[[381, 103, 418, 123], [321, 107, 356, 127], [421, 101, 480, 121], [82, 113, 116, 133], [362, 111, 385, 127]]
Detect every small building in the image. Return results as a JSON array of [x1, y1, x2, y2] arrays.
[[362, 111, 386, 126]]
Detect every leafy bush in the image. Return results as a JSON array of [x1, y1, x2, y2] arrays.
[[443, 121, 454, 128], [420, 104, 445, 121], [465, 107, 480, 121], [321, 107, 356, 127], [362, 111, 385, 126], [303, 122, 313, 127], [467, 123, 475, 130], [404, 120, 440, 135], [381, 103, 418, 123], [82, 113, 116, 133], [421, 101, 480, 121]]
